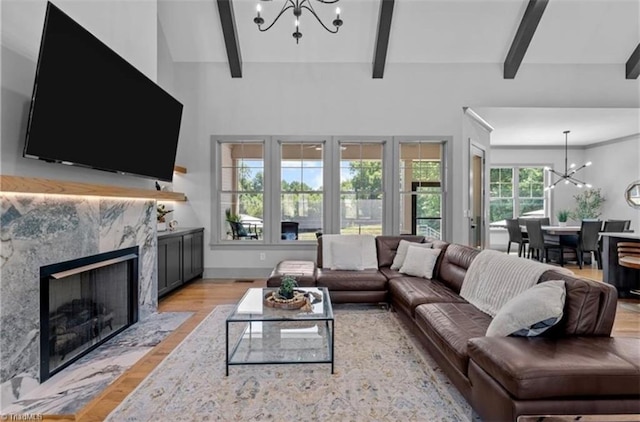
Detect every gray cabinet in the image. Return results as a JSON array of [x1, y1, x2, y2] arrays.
[[157, 227, 204, 299]]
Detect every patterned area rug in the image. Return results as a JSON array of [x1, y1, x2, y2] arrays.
[[106, 305, 473, 421]]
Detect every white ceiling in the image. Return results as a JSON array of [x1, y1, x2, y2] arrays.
[[474, 107, 640, 146], [157, 0, 640, 146]]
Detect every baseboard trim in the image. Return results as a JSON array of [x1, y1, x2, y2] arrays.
[[203, 267, 272, 279]]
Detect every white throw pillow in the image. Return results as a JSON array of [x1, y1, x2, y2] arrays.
[[486, 280, 566, 337], [398, 246, 441, 279], [330, 240, 364, 270], [391, 240, 433, 270]]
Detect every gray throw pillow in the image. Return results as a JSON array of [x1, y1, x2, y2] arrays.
[[486, 280, 566, 337]]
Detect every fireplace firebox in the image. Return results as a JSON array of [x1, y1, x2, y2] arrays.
[[39, 246, 139, 382]]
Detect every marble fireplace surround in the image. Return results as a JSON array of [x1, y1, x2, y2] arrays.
[[0, 193, 158, 401]]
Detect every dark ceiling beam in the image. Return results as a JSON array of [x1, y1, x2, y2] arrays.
[[372, 0, 395, 79], [217, 0, 242, 78], [503, 0, 548, 79], [626, 43, 640, 79]]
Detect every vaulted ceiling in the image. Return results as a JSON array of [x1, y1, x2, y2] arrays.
[[158, 0, 639, 75], [157, 0, 640, 146]]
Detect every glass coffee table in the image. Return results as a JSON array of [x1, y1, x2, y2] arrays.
[[225, 287, 334, 376]]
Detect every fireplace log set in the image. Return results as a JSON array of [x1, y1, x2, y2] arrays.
[[49, 298, 114, 360]]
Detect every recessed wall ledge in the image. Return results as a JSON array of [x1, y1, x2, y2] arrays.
[[0, 175, 187, 201]]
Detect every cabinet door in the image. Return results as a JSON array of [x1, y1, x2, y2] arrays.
[[158, 236, 183, 298], [157, 239, 169, 297], [183, 233, 194, 281], [193, 230, 204, 276]]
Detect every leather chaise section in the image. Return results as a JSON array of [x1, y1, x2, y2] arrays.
[[468, 336, 640, 399]]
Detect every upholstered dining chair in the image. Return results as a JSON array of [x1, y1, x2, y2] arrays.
[[506, 218, 528, 257], [526, 219, 565, 265], [577, 220, 603, 269]]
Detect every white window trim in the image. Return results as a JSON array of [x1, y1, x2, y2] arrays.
[[489, 164, 551, 221]]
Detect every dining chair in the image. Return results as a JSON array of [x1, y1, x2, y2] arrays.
[[604, 220, 630, 232], [577, 220, 603, 269], [525, 219, 564, 265], [506, 218, 528, 257], [599, 220, 629, 263]]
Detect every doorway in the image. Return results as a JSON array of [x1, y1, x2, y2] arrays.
[[469, 143, 485, 248]]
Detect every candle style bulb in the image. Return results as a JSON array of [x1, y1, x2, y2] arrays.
[[336, 7, 340, 17], [256, 4, 261, 13]]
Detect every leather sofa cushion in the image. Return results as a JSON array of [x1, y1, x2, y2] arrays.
[[316, 268, 387, 291], [267, 260, 317, 287], [468, 336, 640, 399], [438, 244, 480, 293], [540, 269, 617, 337], [390, 277, 466, 316], [378, 266, 404, 280], [375, 235, 425, 268], [414, 302, 491, 375]]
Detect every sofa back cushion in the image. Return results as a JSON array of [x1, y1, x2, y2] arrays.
[[540, 270, 617, 336], [316, 235, 378, 269], [375, 236, 425, 267], [438, 243, 481, 293]]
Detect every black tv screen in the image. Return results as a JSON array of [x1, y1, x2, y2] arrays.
[[23, 2, 183, 182]]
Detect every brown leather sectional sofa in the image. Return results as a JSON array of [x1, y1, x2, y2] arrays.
[[267, 235, 640, 421]]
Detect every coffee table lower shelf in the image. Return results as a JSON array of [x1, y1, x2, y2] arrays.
[[226, 318, 335, 376]]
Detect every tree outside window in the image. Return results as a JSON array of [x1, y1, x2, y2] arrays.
[[281, 143, 323, 241]]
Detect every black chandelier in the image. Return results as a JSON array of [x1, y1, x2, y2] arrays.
[[544, 130, 592, 191], [254, 0, 343, 44]]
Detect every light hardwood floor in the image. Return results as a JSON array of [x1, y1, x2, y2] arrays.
[[48, 265, 638, 422]]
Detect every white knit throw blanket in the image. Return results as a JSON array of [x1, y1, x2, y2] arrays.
[[460, 249, 572, 317]]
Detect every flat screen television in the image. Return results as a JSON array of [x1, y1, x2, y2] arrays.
[[23, 2, 183, 183]]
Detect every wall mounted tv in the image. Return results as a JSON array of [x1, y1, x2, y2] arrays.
[[23, 2, 183, 183]]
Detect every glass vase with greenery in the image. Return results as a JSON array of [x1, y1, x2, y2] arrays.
[[570, 188, 605, 221], [556, 209, 569, 225]]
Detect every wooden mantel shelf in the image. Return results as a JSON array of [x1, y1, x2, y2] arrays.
[[0, 175, 187, 201]]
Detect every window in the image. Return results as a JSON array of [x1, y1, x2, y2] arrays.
[[490, 168, 514, 224], [399, 142, 443, 239], [490, 166, 546, 224], [280, 143, 324, 241], [213, 137, 448, 244], [219, 142, 264, 241], [340, 142, 383, 235]]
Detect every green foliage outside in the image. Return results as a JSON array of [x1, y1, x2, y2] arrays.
[[234, 159, 443, 233], [489, 167, 545, 223]]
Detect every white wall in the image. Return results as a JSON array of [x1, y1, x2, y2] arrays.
[[168, 61, 639, 277], [584, 136, 640, 233], [1, 0, 159, 189], [489, 136, 640, 250], [463, 109, 492, 247]]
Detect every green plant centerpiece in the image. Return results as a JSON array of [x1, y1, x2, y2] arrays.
[[277, 275, 298, 300], [571, 188, 605, 221], [556, 209, 569, 223]]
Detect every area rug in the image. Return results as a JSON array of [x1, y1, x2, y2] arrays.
[[106, 305, 473, 421]]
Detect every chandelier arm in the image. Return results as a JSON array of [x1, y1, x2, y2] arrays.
[[257, 1, 296, 32], [547, 178, 562, 189], [568, 164, 588, 177], [548, 169, 565, 178], [300, 4, 339, 33], [568, 176, 587, 185]]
